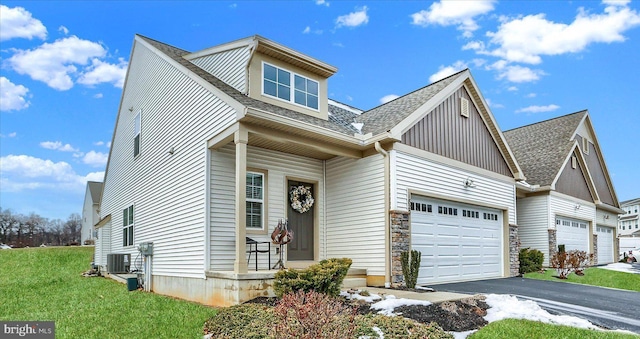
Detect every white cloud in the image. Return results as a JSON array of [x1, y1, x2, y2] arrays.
[[516, 104, 560, 114], [106, 141, 112, 148], [303, 26, 311, 34], [429, 60, 467, 83], [380, 94, 399, 104], [40, 141, 79, 152], [7, 35, 106, 91], [483, 3, 640, 64], [58, 25, 69, 35], [526, 93, 537, 98], [485, 98, 504, 109], [93, 141, 105, 146], [336, 6, 369, 28], [93, 93, 103, 99], [77, 57, 128, 88], [0, 77, 30, 111], [0, 5, 47, 41], [507, 86, 518, 91], [0, 154, 104, 192], [82, 150, 108, 167], [411, 0, 495, 37], [496, 65, 545, 83], [1, 132, 17, 138], [316, 0, 329, 7]]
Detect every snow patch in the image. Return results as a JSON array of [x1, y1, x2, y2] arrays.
[[340, 290, 382, 303], [449, 329, 477, 339]]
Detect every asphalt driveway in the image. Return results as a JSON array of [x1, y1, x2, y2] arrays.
[[430, 277, 640, 334]]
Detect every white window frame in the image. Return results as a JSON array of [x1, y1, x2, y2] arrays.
[[134, 110, 141, 158], [246, 171, 266, 233], [123, 205, 134, 247], [262, 62, 319, 111]]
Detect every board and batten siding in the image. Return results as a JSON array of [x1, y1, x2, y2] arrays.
[[402, 87, 511, 177], [576, 135, 616, 206], [325, 155, 386, 277], [189, 46, 251, 93], [210, 144, 325, 271], [555, 153, 593, 202], [100, 40, 236, 278], [394, 151, 516, 225], [516, 195, 551, 266]]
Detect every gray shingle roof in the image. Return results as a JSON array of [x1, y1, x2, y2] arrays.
[[355, 70, 467, 135], [138, 35, 358, 136], [503, 111, 587, 186]]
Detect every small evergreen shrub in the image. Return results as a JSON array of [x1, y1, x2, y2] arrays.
[[401, 250, 421, 288], [273, 290, 356, 339], [519, 247, 544, 274], [273, 258, 352, 297], [203, 304, 275, 339], [355, 314, 452, 339]]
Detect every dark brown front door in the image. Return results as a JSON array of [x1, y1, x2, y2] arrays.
[[287, 180, 314, 260]]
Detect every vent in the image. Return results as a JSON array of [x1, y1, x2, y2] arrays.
[[107, 253, 131, 274], [460, 97, 469, 118], [571, 156, 577, 169], [582, 137, 589, 155]]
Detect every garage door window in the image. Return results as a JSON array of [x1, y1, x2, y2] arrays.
[[438, 206, 458, 216], [463, 210, 480, 218], [410, 202, 432, 213]]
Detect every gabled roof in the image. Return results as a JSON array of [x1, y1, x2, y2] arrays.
[[504, 111, 587, 187], [355, 70, 466, 135], [621, 198, 640, 207]]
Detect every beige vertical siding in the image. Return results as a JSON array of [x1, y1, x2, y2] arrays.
[[210, 144, 325, 271], [555, 154, 594, 202], [100, 41, 237, 278], [394, 151, 516, 224], [516, 195, 551, 266], [402, 87, 511, 177], [190, 46, 251, 93], [576, 135, 616, 206], [325, 155, 386, 277]]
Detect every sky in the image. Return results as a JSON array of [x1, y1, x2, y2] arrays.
[[1, 1, 639, 220]]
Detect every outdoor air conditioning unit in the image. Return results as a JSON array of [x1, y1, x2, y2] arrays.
[[107, 253, 131, 274]]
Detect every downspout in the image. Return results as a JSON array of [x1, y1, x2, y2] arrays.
[[374, 142, 391, 288], [323, 160, 327, 261]]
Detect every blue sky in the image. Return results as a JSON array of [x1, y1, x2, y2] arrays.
[[1, 1, 639, 220]]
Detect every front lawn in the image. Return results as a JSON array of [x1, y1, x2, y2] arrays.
[[525, 267, 640, 292], [471, 318, 638, 339], [0, 247, 216, 338]]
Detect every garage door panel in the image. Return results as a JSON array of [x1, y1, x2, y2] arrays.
[[596, 226, 613, 264], [556, 217, 589, 253], [411, 196, 504, 285]]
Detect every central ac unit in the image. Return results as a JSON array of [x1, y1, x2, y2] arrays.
[[107, 253, 131, 274]]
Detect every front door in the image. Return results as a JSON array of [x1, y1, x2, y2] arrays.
[[287, 180, 315, 261]]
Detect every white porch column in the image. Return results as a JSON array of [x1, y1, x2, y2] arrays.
[[234, 127, 248, 273]]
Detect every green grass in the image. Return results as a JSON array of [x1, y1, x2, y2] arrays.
[[471, 318, 638, 339], [0, 247, 216, 338], [525, 267, 640, 292]]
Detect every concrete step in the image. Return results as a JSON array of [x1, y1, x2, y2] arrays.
[[341, 277, 367, 289], [346, 268, 367, 277]]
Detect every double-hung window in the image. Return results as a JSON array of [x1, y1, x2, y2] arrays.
[[246, 172, 264, 230], [134, 110, 141, 157], [123, 205, 134, 247], [263, 63, 319, 110]]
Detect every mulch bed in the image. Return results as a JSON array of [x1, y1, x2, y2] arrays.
[[245, 294, 490, 332]]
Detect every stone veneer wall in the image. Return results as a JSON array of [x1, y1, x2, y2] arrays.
[[592, 234, 598, 265], [509, 224, 520, 276], [390, 210, 410, 285], [548, 229, 557, 262]]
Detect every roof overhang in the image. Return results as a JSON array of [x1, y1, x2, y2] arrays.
[[94, 214, 111, 229], [596, 203, 625, 214]]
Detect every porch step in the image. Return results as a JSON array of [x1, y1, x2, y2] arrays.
[[341, 277, 367, 289]]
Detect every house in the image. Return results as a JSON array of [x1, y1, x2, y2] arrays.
[[81, 181, 103, 245], [94, 34, 524, 306], [619, 198, 640, 236], [504, 112, 623, 266]]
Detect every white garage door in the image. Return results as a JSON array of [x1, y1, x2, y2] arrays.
[[596, 226, 614, 264], [556, 217, 589, 253], [410, 196, 503, 285]]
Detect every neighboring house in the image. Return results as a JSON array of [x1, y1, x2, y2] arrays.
[[95, 34, 524, 306], [618, 198, 640, 236], [81, 181, 103, 245], [504, 112, 623, 266]]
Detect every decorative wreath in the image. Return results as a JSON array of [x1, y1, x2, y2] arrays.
[[290, 185, 314, 213]]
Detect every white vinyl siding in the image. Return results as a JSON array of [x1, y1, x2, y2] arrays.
[[134, 110, 141, 157], [325, 155, 386, 277], [596, 209, 617, 228], [516, 195, 551, 266], [99, 40, 236, 278], [549, 193, 595, 258], [394, 151, 516, 224], [189, 46, 251, 93], [210, 144, 325, 271], [95, 222, 111, 267]]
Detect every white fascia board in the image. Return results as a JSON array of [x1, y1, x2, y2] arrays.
[[135, 35, 246, 115], [388, 71, 469, 139], [183, 36, 255, 60]]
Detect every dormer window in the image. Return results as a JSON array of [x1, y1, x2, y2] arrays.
[[263, 62, 318, 110]]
